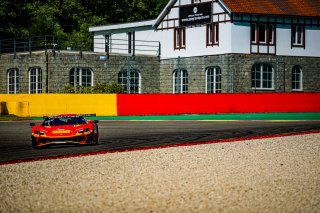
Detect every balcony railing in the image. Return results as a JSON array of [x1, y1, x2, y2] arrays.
[[0, 35, 161, 58]]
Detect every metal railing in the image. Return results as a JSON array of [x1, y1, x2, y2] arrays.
[[93, 37, 161, 57], [0, 35, 161, 57]]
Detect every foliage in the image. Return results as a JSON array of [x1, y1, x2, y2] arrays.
[[0, 0, 168, 40], [62, 83, 124, 94]]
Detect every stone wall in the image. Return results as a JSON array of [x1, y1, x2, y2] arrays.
[[0, 51, 160, 94], [160, 54, 320, 93], [1, 51, 319, 94]]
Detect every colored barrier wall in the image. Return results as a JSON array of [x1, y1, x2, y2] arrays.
[[1, 93, 319, 117], [117, 93, 320, 116], [0, 94, 117, 117]]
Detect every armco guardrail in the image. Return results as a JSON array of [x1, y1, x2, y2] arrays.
[[116, 93, 320, 116], [1, 93, 319, 117]]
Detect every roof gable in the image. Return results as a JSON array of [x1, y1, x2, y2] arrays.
[[153, 0, 319, 28]]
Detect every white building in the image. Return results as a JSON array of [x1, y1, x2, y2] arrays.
[[89, 0, 320, 93], [90, 0, 320, 58]]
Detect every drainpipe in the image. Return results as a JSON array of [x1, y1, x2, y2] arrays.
[[127, 56, 131, 94], [283, 62, 286, 92], [45, 53, 49, 93]]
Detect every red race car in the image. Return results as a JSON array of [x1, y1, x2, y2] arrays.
[[30, 114, 99, 148]]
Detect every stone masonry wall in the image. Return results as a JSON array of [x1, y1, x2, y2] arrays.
[[159, 54, 320, 93], [1, 51, 319, 94], [0, 51, 160, 94]]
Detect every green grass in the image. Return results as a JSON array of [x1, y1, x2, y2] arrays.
[[0, 114, 31, 121], [5, 112, 320, 121], [87, 113, 320, 121]]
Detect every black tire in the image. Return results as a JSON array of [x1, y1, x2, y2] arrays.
[[93, 124, 99, 145], [31, 137, 39, 149]]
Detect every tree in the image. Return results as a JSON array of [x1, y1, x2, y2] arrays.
[[0, 0, 168, 41]]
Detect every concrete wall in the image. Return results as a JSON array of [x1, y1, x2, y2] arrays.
[[117, 93, 320, 115], [0, 94, 117, 117], [1, 93, 319, 117]]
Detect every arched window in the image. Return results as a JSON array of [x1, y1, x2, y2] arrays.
[[29, 67, 42, 94], [173, 69, 188, 93], [292, 65, 302, 91], [7, 68, 20, 94], [118, 69, 141, 94], [70, 67, 93, 87], [206, 66, 221, 93], [251, 63, 274, 90]]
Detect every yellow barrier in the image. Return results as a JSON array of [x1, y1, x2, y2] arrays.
[[0, 94, 117, 117]]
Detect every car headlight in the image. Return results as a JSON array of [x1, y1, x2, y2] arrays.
[[78, 128, 90, 134], [34, 130, 45, 135]]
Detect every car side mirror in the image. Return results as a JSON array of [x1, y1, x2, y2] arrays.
[[94, 120, 99, 124], [30, 123, 35, 127]]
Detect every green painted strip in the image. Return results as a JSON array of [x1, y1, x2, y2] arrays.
[[31, 113, 320, 121], [31, 112, 320, 121]]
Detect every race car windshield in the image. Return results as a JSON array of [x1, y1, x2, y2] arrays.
[[42, 116, 87, 126]]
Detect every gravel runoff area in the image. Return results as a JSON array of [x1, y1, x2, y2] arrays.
[[1, 133, 320, 213]]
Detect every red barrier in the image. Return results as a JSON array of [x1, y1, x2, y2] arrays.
[[117, 93, 320, 116]]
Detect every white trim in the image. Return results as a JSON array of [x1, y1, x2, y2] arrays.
[[251, 64, 274, 90], [7, 68, 19, 94], [292, 66, 303, 91], [173, 69, 188, 94], [292, 25, 304, 46], [205, 66, 221, 93], [89, 20, 155, 32], [71, 67, 93, 87], [217, 0, 232, 14], [29, 67, 42, 94], [153, 0, 178, 28]]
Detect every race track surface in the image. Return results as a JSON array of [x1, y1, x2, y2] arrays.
[[1, 120, 320, 163]]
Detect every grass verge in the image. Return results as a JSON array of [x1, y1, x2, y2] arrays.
[[0, 114, 31, 121]]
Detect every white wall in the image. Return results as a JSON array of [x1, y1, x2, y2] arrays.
[[91, 0, 320, 58], [231, 22, 251, 54], [276, 26, 320, 57]]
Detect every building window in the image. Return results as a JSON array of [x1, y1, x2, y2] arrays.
[[251, 23, 274, 44], [206, 23, 219, 46], [118, 69, 141, 94], [173, 69, 188, 93], [251, 23, 257, 43], [268, 24, 274, 44], [259, 24, 267, 43], [292, 65, 303, 91], [192, 0, 201, 3], [7, 68, 20, 94], [70, 67, 93, 87], [206, 67, 221, 93], [251, 63, 274, 90], [29, 67, 42, 94], [174, 27, 186, 50], [291, 25, 305, 47]]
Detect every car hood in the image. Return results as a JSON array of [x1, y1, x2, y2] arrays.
[[33, 124, 91, 136]]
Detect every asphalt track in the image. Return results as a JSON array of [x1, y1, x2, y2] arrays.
[[1, 120, 320, 163]]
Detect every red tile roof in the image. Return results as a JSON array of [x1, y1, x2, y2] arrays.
[[222, 0, 320, 17]]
